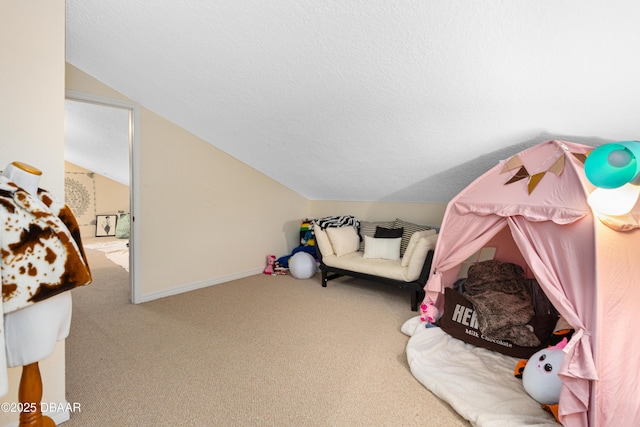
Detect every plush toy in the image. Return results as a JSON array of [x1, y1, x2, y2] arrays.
[[273, 260, 288, 275], [263, 254, 276, 275], [521, 337, 568, 405], [420, 299, 440, 328], [301, 230, 315, 247], [300, 219, 316, 246]]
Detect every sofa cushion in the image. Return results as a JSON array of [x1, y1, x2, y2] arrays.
[[322, 233, 437, 282], [363, 236, 401, 260], [321, 251, 407, 281], [314, 225, 334, 257], [401, 234, 438, 281], [401, 229, 438, 267], [393, 219, 432, 256], [326, 226, 359, 257], [358, 220, 394, 251]]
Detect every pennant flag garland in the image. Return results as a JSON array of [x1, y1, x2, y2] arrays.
[[572, 152, 590, 164], [505, 166, 530, 184], [528, 172, 546, 194], [548, 154, 565, 176], [500, 155, 524, 174], [503, 152, 574, 194]]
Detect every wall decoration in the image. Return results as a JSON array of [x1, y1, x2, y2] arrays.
[[65, 172, 96, 226], [95, 214, 118, 237], [501, 151, 571, 194]]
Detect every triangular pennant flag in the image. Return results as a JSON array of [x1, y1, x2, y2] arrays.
[[505, 166, 529, 184], [572, 152, 589, 164], [548, 154, 565, 176], [501, 155, 524, 174], [528, 172, 546, 194]]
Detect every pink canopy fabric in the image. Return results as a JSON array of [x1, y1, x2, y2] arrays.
[[423, 140, 640, 426]]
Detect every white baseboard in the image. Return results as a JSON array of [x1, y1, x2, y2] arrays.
[[49, 408, 70, 425], [136, 268, 264, 303]]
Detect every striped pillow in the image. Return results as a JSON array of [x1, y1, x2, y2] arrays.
[[393, 219, 431, 257]]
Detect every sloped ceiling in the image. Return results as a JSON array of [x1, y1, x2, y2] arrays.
[[65, 1, 640, 203], [65, 99, 131, 185]]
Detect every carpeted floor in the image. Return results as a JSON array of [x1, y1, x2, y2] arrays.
[[64, 248, 469, 426]]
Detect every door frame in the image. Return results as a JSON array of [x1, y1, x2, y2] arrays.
[[65, 90, 141, 304]]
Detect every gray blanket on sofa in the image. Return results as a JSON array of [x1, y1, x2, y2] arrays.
[[464, 260, 540, 347]]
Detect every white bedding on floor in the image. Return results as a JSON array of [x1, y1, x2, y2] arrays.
[[402, 316, 558, 427], [84, 239, 129, 272]]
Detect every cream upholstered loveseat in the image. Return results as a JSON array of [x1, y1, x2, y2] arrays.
[[313, 218, 438, 311]]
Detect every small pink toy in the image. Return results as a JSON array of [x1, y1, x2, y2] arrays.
[[263, 255, 276, 275], [420, 299, 440, 328]]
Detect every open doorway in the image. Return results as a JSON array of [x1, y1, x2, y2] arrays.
[[64, 92, 139, 303]]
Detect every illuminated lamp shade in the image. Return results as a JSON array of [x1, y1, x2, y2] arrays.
[[585, 141, 640, 217], [584, 142, 639, 189], [587, 184, 640, 216]]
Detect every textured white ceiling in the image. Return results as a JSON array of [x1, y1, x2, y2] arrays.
[[65, 99, 130, 185], [65, 1, 640, 202]]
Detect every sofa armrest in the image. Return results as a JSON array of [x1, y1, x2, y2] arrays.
[[401, 234, 438, 281], [314, 225, 334, 261], [401, 229, 437, 266]]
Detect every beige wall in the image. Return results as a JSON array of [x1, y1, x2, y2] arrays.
[[1, 1, 65, 196], [137, 107, 310, 296], [65, 161, 130, 238], [0, 1, 68, 425], [65, 64, 449, 300], [66, 64, 310, 300]]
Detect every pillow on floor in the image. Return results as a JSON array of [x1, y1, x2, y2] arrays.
[[438, 288, 558, 359], [115, 213, 130, 239]]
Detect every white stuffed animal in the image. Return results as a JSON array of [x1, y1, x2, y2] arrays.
[[522, 337, 568, 405]]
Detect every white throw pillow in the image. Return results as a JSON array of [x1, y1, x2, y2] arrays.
[[358, 220, 394, 251], [363, 236, 401, 260], [326, 226, 359, 257]]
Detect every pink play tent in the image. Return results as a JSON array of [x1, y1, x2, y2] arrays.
[[424, 140, 640, 426]]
